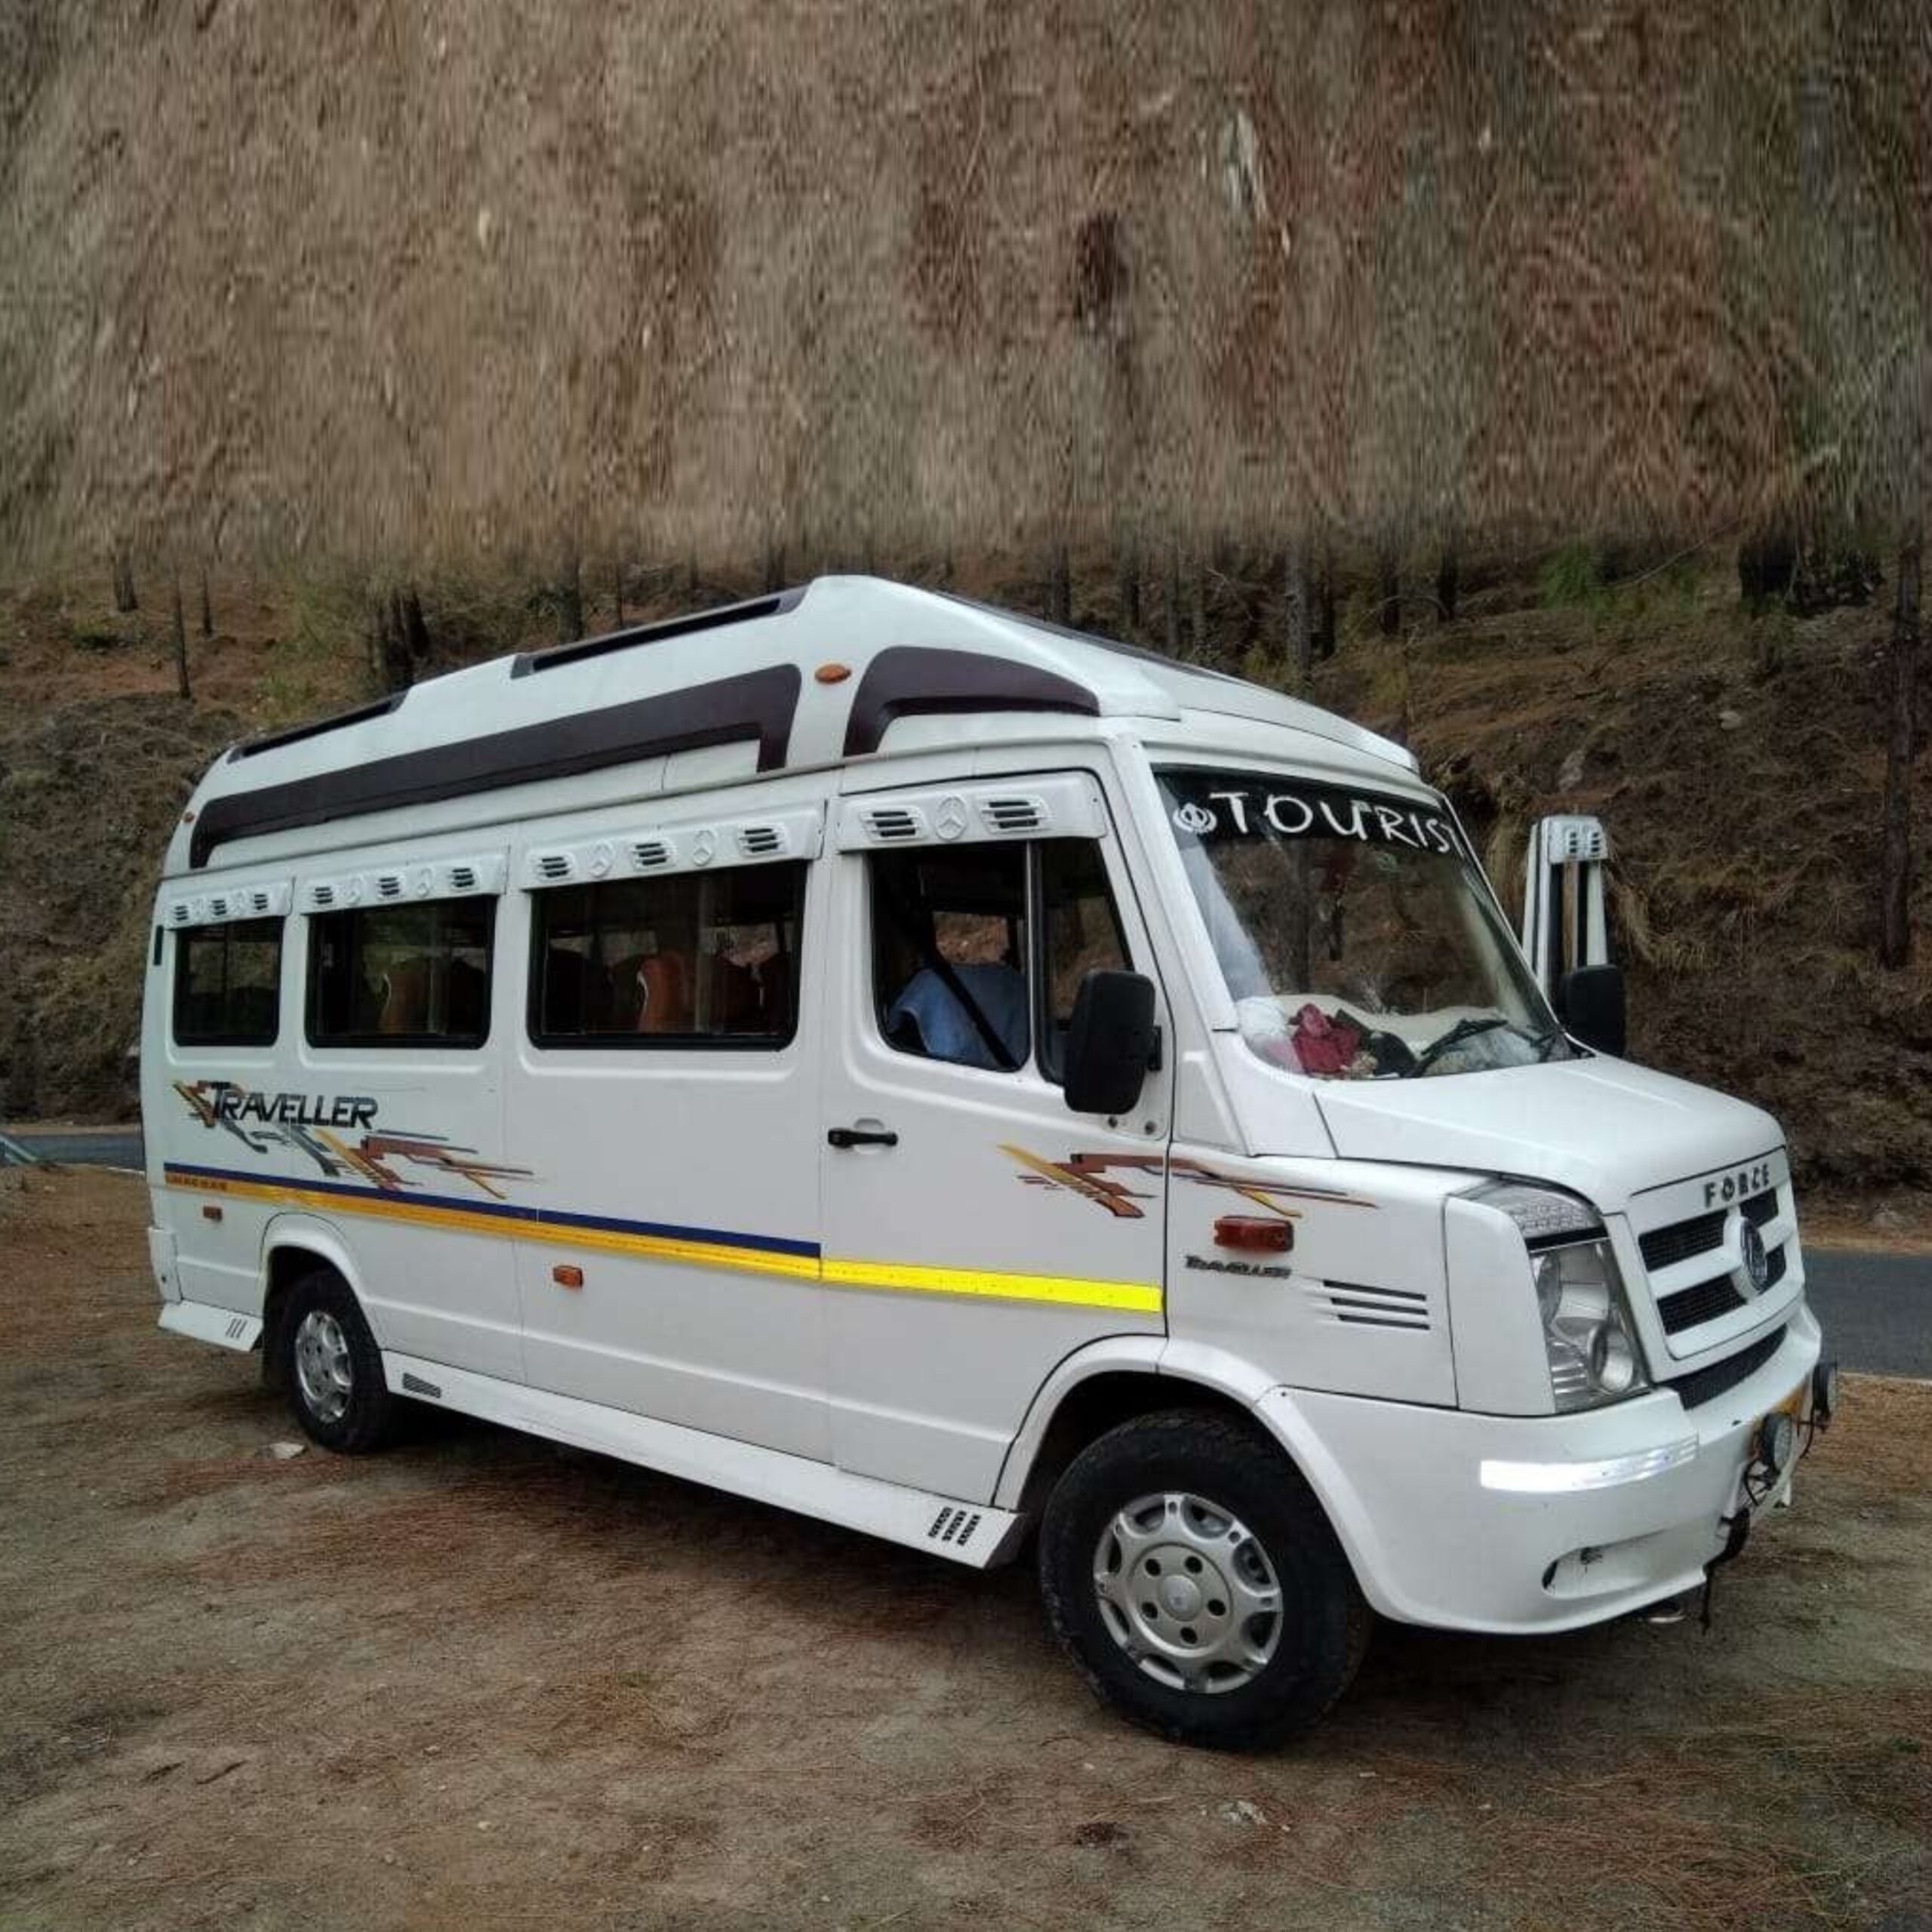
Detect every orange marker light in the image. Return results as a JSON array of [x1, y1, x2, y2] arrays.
[[552, 1264, 585, 1289], [814, 663, 852, 685], [1213, 1216, 1293, 1254], [201, 1204, 223, 1223]]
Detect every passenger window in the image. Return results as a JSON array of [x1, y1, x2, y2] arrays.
[[173, 917, 283, 1047], [308, 898, 494, 1048], [530, 863, 804, 1048], [871, 846, 1031, 1071], [1037, 838, 1129, 1081]]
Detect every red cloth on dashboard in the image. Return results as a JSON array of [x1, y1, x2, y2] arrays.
[[1291, 1004, 1362, 1075]]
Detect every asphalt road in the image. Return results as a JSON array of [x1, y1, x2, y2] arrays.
[[5, 1128, 1927, 1377], [4, 1130, 147, 1169]]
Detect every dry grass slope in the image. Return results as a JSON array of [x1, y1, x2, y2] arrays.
[[0, 1, 1924, 570]]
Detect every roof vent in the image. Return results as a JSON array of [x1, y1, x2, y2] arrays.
[[169, 903, 195, 924], [980, 796, 1046, 835], [448, 865, 478, 893], [863, 804, 925, 842], [534, 853, 575, 884], [309, 884, 336, 909], [248, 890, 272, 914], [375, 872, 405, 900], [208, 894, 233, 920], [737, 825, 786, 858], [629, 838, 673, 871]]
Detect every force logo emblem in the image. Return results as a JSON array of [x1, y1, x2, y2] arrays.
[[1739, 1219, 1770, 1293]]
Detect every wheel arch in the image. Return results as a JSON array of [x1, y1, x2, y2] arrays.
[[257, 1215, 374, 1386], [994, 1339, 1283, 1519]]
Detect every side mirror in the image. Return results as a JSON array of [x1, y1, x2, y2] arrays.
[[1063, 970, 1158, 1115], [1557, 964, 1626, 1057]]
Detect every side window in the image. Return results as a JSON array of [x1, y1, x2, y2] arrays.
[[1036, 838, 1129, 1081], [308, 898, 494, 1048], [870, 845, 1031, 1071], [869, 838, 1132, 1077], [530, 862, 804, 1048], [173, 918, 284, 1047]]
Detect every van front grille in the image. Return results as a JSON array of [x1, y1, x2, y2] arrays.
[[1666, 1326, 1786, 1411], [1660, 1274, 1746, 1334], [1639, 1210, 1726, 1273]]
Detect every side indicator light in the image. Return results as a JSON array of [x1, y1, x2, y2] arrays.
[[814, 663, 852, 685], [201, 1204, 223, 1223], [1214, 1216, 1292, 1253], [552, 1264, 584, 1290]]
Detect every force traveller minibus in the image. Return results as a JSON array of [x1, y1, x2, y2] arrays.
[[142, 576, 1835, 1746]]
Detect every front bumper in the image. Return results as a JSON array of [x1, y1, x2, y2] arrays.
[[1254, 1303, 1824, 1633]]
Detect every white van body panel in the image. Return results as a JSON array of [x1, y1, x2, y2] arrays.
[[141, 576, 1823, 1617], [817, 755, 1171, 1500]]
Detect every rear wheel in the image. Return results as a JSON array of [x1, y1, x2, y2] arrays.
[[1038, 1410, 1368, 1748], [276, 1269, 400, 1454]]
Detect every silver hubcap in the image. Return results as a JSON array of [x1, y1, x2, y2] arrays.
[[1091, 1491, 1284, 1694], [293, 1309, 353, 1424]]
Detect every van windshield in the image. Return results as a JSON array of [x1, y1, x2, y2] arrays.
[[1158, 768, 1564, 1080]]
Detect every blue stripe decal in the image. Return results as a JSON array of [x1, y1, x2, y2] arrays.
[[162, 1159, 820, 1260]]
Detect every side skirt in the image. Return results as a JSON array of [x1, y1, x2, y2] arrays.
[[381, 1351, 1027, 1571], [159, 1300, 263, 1352]]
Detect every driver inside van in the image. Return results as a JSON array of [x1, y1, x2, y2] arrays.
[[885, 961, 1028, 1070]]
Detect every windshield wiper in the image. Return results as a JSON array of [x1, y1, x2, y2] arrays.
[[1407, 1014, 1514, 1077]]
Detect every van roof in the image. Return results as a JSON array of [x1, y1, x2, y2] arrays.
[[172, 575, 1418, 874]]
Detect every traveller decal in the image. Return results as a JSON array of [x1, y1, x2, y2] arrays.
[[172, 1079, 534, 1198]]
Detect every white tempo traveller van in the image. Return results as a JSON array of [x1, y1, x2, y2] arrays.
[[143, 576, 1835, 1746]]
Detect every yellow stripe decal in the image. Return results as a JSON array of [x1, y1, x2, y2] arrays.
[[165, 1171, 1158, 1313], [820, 1256, 1162, 1314]]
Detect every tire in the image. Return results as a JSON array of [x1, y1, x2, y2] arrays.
[[275, 1268, 401, 1455], [1038, 1410, 1369, 1749]]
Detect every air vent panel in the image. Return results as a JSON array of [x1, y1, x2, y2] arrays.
[[980, 796, 1046, 834], [1315, 1281, 1432, 1331], [162, 878, 291, 928], [836, 775, 1105, 852], [865, 806, 924, 842]]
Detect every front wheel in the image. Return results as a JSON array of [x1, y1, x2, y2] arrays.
[[1038, 1411, 1368, 1748], [276, 1269, 401, 1455]]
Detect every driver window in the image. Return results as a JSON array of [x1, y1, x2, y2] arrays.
[[870, 847, 1030, 1071], [867, 837, 1132, 1077]]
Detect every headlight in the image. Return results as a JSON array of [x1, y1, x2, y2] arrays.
[[1472, 1183, 1651, 1413]]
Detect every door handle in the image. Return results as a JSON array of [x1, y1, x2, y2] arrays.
[[827, 1126, 899, 1149]]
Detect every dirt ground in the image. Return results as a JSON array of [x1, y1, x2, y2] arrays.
[[2, 1168, 1929, 1932]]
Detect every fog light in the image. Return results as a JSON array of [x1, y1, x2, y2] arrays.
[[1758, 1411, 1797, 1478], [1811, 1360, 1840, 1425]]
